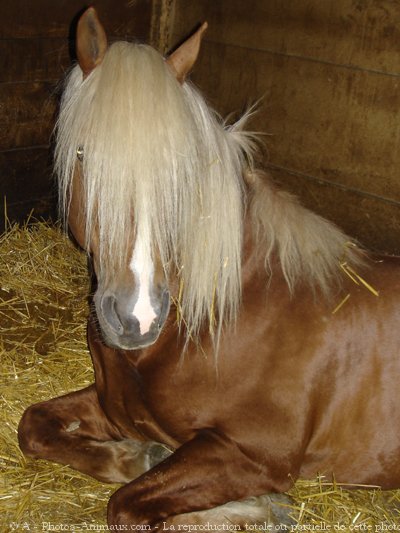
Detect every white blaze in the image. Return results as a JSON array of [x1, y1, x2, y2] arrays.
[[129, 220, 157, 336]]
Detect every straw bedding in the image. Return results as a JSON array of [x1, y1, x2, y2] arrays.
[[1, 221, 400, 531]]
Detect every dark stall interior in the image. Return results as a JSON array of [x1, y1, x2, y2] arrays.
[[1, 0, 400, 252]]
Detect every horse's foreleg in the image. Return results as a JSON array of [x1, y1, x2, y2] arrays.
[[107, 428, 295, 528], [18, 385, 172, 483]]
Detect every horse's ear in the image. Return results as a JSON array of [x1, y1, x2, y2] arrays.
[[166, 22, 208, 83], [76, 7, 108, 77]]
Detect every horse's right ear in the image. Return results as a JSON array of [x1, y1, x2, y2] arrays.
[[76, 7, 108, 77]]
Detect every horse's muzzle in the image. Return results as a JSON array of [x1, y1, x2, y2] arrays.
[[95, 288, 170, 350]]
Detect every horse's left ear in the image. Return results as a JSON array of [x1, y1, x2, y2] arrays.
[[166, 22, 208, 83], [76, 7, 108, 77]]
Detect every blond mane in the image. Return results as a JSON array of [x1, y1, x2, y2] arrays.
[[247, 170, 364, 296], [55, 41, 362, 343]]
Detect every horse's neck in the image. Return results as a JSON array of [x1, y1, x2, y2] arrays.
[[243, 169, 365, 297], [241, 212, 280, 288]]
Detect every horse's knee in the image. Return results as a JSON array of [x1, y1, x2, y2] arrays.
[[107, 486, 149, 527], [18, 403, 60, 458], [107, 489, 133, 527], [107, 493, 123, 527]]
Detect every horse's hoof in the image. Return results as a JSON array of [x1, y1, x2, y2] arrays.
[[266, 493, 297, 527], [148, 442, 174, 467]]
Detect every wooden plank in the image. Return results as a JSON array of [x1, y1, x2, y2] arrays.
[[0, 148, 53, 206], [0, 82, 57, 150], [0, 39, 70, 83], [268, 166, 400, 255], [170, 0, 400, 74], [0, 0, 152, 39], [190, 41, 400, 203], [150, 0, 176, 53]]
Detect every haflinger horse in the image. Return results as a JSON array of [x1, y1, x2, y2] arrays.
[[18, 6, 400, 529]]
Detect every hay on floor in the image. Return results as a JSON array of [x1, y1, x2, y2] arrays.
[[0, 221, 400, 530], [0, 221, 117, 528]]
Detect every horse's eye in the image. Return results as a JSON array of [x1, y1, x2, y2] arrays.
[[76, 146, 84, 162]]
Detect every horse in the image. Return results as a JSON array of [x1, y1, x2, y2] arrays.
[[18, 7, 400, 529]]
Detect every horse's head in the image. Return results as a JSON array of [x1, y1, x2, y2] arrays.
[[57, 8, 246, 352], [68, 142, 171, 352], [60, 8, 208, 351]]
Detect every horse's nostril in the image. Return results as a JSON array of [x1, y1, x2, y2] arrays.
[[100, 293, 144, 337], [101, 294, 123, 335], [158, 290, 170, 329]]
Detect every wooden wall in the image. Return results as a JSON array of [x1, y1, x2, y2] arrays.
[[0, 0, 153, 232], [2, 1, 400, 254], [163, 0, 400, 254]]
